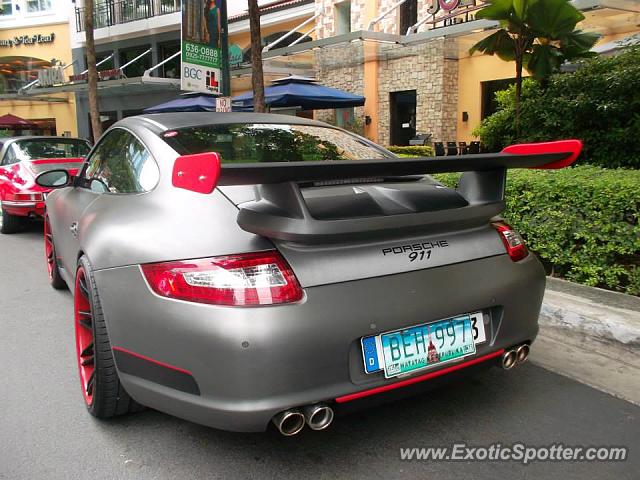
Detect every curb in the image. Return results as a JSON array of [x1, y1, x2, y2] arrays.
[[539, 277, 640, 349], [531, 277, 640, 405]]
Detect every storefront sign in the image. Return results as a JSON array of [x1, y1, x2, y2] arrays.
[[0, 33, 55, 48], [181, 0, 223, 93], [68, 68, 122, 83], [37, 67, 65, 87], [426, 0, 485, 29]]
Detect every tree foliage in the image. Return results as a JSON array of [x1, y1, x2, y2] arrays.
[[470, 0, 599, 131], [474, 47, 640, 169]]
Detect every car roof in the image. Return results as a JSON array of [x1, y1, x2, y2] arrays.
[[0, 136, 89, 143], [125, 112, 330, 134]]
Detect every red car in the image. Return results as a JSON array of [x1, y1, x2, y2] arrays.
[[0, 136, 91, 233]]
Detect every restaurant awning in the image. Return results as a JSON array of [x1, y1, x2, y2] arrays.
[[143, 94, 216, 113], [0, 113, 37, 129], [232, 76, 365, 111]]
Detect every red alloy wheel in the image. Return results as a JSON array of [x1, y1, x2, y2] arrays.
[[44, 216, 54, 280], [74, 267, 95, 406]]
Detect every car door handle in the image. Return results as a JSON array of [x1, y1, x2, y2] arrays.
[[70, 221, 78, 238]]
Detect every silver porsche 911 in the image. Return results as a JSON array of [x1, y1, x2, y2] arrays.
[[37, 113, 581, 434]]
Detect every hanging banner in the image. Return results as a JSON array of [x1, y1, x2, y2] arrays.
[[181, 0, 224, 93]]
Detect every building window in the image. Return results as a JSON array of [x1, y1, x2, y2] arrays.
[[400, 0, 418, 35], [27, 0, 52, 13], [0, 0, 13, 15], [335, 1, 351, 35], [159, 42, 180, 78], [481, 78, 516, 119], [0, 56, 52, 94], [119, 46, 151, 78]]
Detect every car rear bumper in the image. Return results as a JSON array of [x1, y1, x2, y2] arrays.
[[1, 200, 45, 217], [93, 253, 545, 432]]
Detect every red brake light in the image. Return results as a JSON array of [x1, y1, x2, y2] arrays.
[[7, 192, 44, 202], [492, 222, 528, 262], [141, 250, 303, 306]]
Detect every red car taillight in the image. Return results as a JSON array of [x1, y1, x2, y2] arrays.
[[141, 251, 304, 306], [492, 222, 528, 262], [7, 192, 44, 202]]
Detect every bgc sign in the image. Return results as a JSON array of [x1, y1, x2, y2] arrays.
[[182, 64, 221, 94]]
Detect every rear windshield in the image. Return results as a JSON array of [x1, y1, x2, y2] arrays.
[[162, 123, 394, 162], [12, 139, 90, 161]]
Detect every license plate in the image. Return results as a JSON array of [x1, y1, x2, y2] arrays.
[[361, 312, 486, 378]]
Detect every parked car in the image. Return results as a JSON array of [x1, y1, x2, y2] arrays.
[[0, 136, 91, 233], [37, 113, 581, 434]]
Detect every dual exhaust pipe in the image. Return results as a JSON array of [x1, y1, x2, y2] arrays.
[[273, 345, 530, 434], [272, 403, 334, 436], [501, 343, 530, 370]]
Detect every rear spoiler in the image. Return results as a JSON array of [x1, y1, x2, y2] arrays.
[[216, 140, 581, 186], [173, 140, 582, 243]]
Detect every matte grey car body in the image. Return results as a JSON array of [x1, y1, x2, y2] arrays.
[[44, 113, 545, 432]]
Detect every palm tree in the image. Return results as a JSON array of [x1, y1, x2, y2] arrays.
[[248, 0, 266, 113], [84, 0, 102, 141], [470, 0, 599, 134]]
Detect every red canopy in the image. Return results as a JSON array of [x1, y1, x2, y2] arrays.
[[0, 114, 37, 129]]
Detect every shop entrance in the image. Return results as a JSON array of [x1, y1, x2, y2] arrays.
[[390, 90, 416, 146]]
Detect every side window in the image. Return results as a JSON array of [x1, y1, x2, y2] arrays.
[[82, 129, 159, 194], [2, 145, 18, 166]]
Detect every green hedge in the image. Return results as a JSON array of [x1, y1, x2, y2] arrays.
[[434, 166, 640, 295], [387, 145, 435, 157]]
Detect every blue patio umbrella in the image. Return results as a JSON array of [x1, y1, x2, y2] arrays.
[[232, 76, 365, 111], [143, 94, 217, 113]]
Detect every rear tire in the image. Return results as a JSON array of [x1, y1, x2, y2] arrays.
[[44, 215, 66, 290], [74, 255, 144, 418], [1, 208, 24, 234]]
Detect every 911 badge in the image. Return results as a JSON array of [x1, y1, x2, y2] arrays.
[[381, 240, 449, 262]]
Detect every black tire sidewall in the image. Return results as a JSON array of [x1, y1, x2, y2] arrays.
[[76, 255, 122, 418], [1, 208, 24, 234]]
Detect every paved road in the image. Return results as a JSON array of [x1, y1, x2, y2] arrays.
[[1, 222, 638, 480]]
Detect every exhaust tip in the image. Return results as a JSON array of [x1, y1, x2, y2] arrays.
[[516, 344, 530, 364], [272, 409, 305, 436], [501, 350, 517, 370], [303, 404, 334, 431]]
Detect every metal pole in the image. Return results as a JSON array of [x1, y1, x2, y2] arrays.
[[79, 54, 114, 75], [120, 48, 152, 74], [368, 0, 408, 30], [262, 14, 319, 52], [143, 50, 181, 78], [220, 0, 231, 96], [289, 26, 316, 47]]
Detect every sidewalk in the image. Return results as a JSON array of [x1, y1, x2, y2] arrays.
[[531, 277, 640, 406]]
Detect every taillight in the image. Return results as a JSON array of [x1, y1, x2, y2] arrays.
[[7, 192, 44, 202], [141, 250, 304, 306], [492, 222, 528, 262]]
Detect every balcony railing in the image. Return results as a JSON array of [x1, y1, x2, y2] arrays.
[[75, 0, 181, 32]]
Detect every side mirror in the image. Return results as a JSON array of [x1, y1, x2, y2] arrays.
[[172, 152, 221, 194], [35, 169, 72, 188]]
